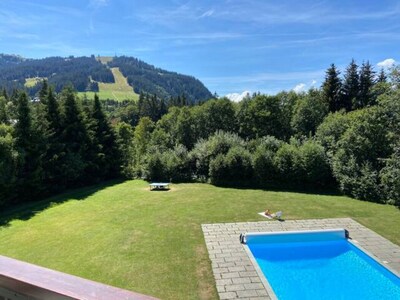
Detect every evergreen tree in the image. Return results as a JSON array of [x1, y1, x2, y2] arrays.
[[89, 94, 121, 179], [60, 87, 89, 186], [377, 68, 387, 83], [180, 94, 187, 106], [357, 61, 375, 108], [115, 122, 135, 178], [0, 124, 17, 206], [15, 92, 43, 200], [138, 92, 145, 116], [342, 59, 359, 111], [46, 88, 61, 132], [322, 64, 342, 112], [159, 98, 168, 118], [39, 80, 49, 104], [0, 96, 8, 124], [42, 87, 64, 190], [15, 92, 32, 158], [2, 88, 8, 100]]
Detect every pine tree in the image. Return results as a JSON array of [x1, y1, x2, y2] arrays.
[[89, 94, 120, 179], [42, 87, 64, 190], [377, 68, 387, 83], [357, 61, 375, 108], [159, 98, 168, 118], [60, 87, 89, 186], [138, 92, 145, 116], [2, 88, 8, 100], [322, 64, 342, 112], [39, 80, 49, 104], [15, 92, 43, 201], [0, 96, 8, 124], [46, 88, 61, 132], [15, 92, 32, 155], [342, 59, 359, 111]]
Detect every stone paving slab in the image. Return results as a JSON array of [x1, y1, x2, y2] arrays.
[[201, 218, 400, 299]]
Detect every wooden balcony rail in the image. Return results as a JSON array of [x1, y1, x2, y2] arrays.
[[0, 255, 159, 300]]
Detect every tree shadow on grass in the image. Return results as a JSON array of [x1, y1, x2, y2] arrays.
[[212, 180, 343, 197], [0, 179, 124, 228]]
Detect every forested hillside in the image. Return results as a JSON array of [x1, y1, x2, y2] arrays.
[[0, 54, 212, 102], [0, 60, 399, 209], [109, 56, 213, 101]]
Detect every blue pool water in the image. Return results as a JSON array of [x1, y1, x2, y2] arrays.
[[246, 231, 400, 300]]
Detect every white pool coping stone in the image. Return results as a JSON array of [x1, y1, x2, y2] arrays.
[[201, 218, 400, 300]]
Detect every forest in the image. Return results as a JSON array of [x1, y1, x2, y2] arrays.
[[0, 54, 213, 102], [0, 60, 399, 209]]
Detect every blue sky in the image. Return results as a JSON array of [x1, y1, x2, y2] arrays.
[[1, 0, 399, 97]]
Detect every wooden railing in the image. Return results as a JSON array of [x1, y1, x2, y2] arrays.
[[0, 255, 158, 300]]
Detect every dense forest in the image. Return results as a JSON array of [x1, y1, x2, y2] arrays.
[[109, 56, 213, 101], [0, 54, 113, 94], [0, 54, 213, 102], [0, 60, 399, 209]]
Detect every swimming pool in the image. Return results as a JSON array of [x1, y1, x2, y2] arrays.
[[242, 229, 400, 300]]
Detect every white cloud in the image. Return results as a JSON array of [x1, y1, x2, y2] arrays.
[[377, 58, 396, 69], [224, 91, 251, 102], [199, 9, 214, 18], [89, 0, 109, 8], [311, 79, 317, 86], [293, 83, 306, 93]]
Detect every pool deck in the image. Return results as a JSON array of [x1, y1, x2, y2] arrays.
[[201, 218, 400, 300]]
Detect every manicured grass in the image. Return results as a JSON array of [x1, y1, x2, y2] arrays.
[[78, 67, 139, 101], [0, 180, 399, 299]]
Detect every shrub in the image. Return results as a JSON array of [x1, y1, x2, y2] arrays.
[[145, 151, 166, 182], [380, 148, 400, 206], [274, 143, 301, 183], [144, 145, 191, 182], [209, 146, 253, 185], [251, 136, 283, 184], [190, 131, 245, 179], [273, 139, 331, 186], [298, 140, 331, 185]]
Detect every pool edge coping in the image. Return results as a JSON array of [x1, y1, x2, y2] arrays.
[[242, 243, 278, 300], [201, 218, 400, 300]]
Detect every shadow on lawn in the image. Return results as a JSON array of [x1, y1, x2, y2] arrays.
[[0, 179, 124, 227], [213, 181, 342, 197]]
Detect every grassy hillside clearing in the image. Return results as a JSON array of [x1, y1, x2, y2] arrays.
[[24, 77, 46, 87], [97, 56, 114, 65], [79, 67, 139, 101], [0, 180, 399, 299]]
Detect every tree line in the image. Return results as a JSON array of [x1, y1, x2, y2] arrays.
[[0, 60, 399, 209], [109, 56, 213, 102], [115, 60, 399, 206], [0, 83, 119, 207], [0, 56, 114, 96]]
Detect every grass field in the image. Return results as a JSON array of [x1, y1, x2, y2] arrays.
[[1, 180, 399, 299], [78, 67, 139, 101], [97, 56, 113, 65], [24, 77, 46, 87]]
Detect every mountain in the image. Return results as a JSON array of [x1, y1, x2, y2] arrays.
[[0, 54, 213, 102]]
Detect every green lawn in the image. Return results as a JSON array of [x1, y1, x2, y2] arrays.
[[78, 67, 139, 101], [0, 180, 399, 299]]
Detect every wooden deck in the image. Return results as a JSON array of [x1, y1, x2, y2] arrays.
[[0, 255, 158, 300]]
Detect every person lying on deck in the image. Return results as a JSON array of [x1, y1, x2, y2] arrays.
[[264, 209, 283, 219], [264, 209, 272, 216]]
